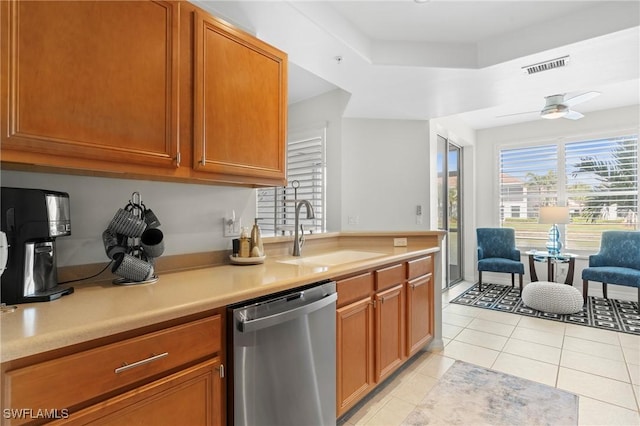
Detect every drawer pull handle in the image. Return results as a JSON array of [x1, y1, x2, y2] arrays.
[[115, 352, 168, 374]]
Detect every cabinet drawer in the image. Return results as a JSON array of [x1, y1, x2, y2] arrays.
[[375, 264, 405, 291], [337, 273, 374, 307], [54, 358, 222, 426], [407, 256, 433, 280], [4, 316, 221, 416]]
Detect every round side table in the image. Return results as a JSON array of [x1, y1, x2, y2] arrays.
[[525, 251, 577, 285]]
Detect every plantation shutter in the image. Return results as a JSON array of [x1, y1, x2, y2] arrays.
[[499, 144, 559, 245], [499, 135, 638, 251], [257, 126, 326, 236], [565, 136, 638, 249]]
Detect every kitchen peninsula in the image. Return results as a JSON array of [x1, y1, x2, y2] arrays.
[[1, 232, 443, 425]]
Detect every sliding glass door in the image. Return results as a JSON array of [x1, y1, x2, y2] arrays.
[[437, 136, 463, 288]]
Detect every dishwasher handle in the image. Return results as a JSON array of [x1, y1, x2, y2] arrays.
[[237, 292, 337, 333]]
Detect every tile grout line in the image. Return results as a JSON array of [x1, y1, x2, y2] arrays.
[[442, 284, 640, 418]]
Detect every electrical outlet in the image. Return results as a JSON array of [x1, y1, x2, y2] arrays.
[[223, 217, 241, 238], [416, 205, 422, 216], [394, 238, 407, 247], [348, 215, 359, 225]]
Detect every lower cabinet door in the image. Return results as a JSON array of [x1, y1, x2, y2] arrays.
[[336, 297, 374, 417], [374, 284, 405, 383], [58, 358, 222, 426], [406, 273, 434, 356]]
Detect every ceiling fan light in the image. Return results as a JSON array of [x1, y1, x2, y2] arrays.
[[541, 104, 568, 119]]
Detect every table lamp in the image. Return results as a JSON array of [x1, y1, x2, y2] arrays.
[[539, 206, 570, 255]]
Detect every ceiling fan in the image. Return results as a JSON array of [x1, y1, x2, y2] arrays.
[[499, 91, 601, 120]]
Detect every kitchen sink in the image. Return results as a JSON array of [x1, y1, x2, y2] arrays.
[[277, 250, 386, 267]]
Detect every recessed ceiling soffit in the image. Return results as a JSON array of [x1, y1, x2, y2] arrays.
[[289, 1, 640, 69]]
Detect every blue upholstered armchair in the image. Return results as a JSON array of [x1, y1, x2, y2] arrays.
[[476, 228, 525, 292], [582, 231, 640, 303]]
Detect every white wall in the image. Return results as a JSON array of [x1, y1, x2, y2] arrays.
[[1, 171, 256, 266], [475, 104, 640, 299], [341, 118, 431, 231], [287, 88, 351, 232], [337, 115, 478, 291]]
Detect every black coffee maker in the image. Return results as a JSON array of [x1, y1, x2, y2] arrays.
[[1, 187, 74, 304]]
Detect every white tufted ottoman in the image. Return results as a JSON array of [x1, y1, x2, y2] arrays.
[[521, 281, 584, 314]]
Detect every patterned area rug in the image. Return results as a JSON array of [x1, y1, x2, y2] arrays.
[[402, 360, 578, 425], [451, 283, 640, 335]]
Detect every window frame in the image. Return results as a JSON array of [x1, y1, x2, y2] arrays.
[[496, 127, 639, 254], [257, 125, 327, 237]]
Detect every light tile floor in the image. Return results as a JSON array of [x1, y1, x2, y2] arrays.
[[340, 281, 640, 426]]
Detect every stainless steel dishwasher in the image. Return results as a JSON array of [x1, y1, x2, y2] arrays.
[[230, 281, 337, 426]]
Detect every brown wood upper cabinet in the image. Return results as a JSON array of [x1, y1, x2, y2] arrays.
[[0, 0, 180, 169], [1, 1, 288, 187], [193, 12, 287, 183]]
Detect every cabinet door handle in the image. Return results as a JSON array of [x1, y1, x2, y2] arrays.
[[175, 152, 181, 167], [114, 352, 168, 374], [217, 364, 225, 378]]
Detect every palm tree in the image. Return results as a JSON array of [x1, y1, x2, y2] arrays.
[[525, 169, 558, 208], [571, 139, 638, 222]]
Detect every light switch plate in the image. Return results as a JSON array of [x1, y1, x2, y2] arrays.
[[393, 238, 407, 247]]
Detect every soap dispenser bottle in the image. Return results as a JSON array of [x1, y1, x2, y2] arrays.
[[239, 227, 251, 258], [250, 218, 264, 257]]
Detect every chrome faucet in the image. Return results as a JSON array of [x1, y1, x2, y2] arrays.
[[293, 200, 315, 256]]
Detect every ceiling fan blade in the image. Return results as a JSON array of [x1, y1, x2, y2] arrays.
[[564, 110, 584, 120], [496, 110, 538, 118], [564, 91, 600, 107]]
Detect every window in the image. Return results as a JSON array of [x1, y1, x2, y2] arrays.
[[499, 135, 638, 251], [257, 126, 326, 236]]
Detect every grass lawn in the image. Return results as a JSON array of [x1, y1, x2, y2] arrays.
[[504, 218, 636, 251]]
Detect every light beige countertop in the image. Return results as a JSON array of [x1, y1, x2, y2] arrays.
[[1, 233, 442, 363]]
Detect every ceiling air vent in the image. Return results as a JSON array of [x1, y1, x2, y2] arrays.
[[522, 55, 569, 75]]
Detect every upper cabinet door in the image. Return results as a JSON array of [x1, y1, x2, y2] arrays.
[[193, 12, 287, 183], [1, 0, 180, 168]]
